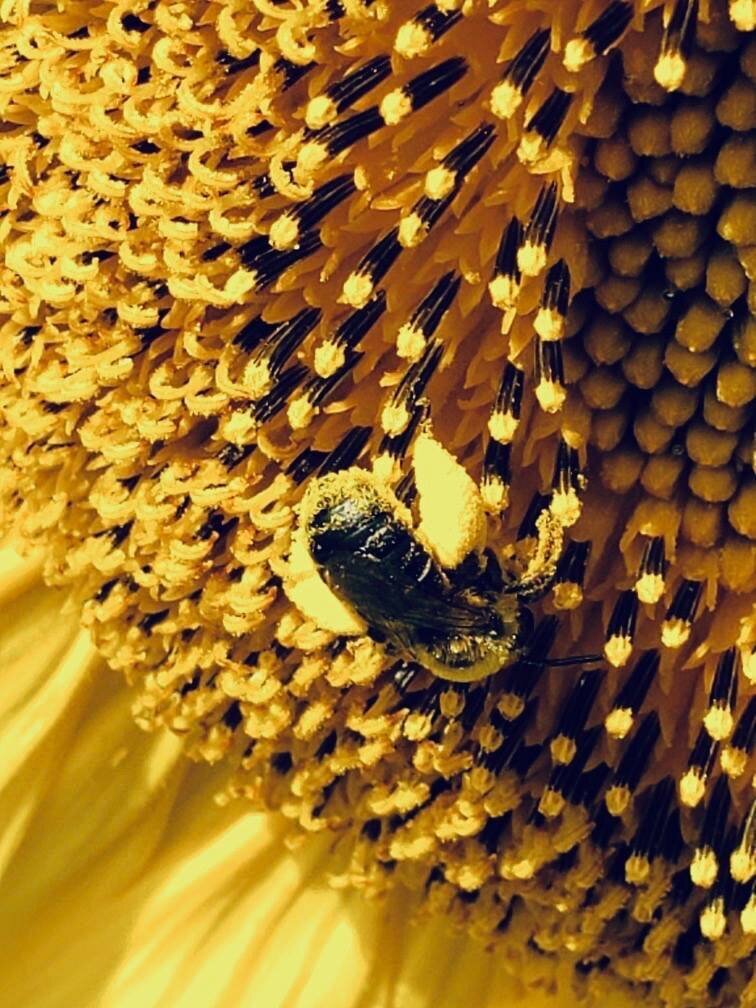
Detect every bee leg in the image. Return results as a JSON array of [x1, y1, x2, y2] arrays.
[[284, 526, 367, 635], [412, 428, 487, 570], [506, 506, 565, 601]]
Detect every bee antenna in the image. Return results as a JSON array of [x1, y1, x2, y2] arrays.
[[521, 654, 603, 668]]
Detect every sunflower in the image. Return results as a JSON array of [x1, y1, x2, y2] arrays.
[[0, 0, 754, 1006]]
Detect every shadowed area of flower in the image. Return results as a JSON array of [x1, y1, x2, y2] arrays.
[[0, 1, 754, 1005]]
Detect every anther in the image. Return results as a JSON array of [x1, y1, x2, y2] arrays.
[[563, 3, 633, 72], [489, 217, 523, 324], [534, 337, 566, 413], [635, 536, 666, 604], [625, 777, 675, 884], [481, 439, 511, 513], [691, 776, 731, 889], [661, 578, 702, 648], [534, 260, 570, 342], [680, 728, 719, 808], [487, 362, 524, 444], [490, 28, 550, 120], [498, 617, 558, 719], [297, 108, 384, 177], [318, 427, 372, 476], [550, 439, 582, 526], [425, 124, 495, 201], [341, 229, 402, 308], [233, 315, 279, 355], [553, 539, 590, 610], [605, 712, 660, 816], [655, 0, 699, 92], [399, 192, 453, 249], [379, 57, 467, 126], [605, 650, 660, 738], [539, 727, 600, 818], [721, 696, 755, 779], [517, 493, 552, 543], [314, 291, 386, 378], [518, 89, 572, 164], [251, 364, 308, 424], [394, 5, 462, 59], [518, 183, 559, 278], [730, 800, 756, 884], [549, 670, 603, 765], [396, 272, 460, 361], [239, 230, 322, 287], [373, 400, 429, 482], [700, 894, 727, 941], [268, 175, 356, 251], [242, 307, 321, 399], [381, 340, 442, 436], [288, 352, 363, 430], [305, 56, 391, 129], [704, 649, 738, 741]]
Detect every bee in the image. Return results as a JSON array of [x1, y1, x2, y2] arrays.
[[285, 431, 583, 682]]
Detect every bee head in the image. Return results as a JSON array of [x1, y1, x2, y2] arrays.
[[300, 468, 411, 567]]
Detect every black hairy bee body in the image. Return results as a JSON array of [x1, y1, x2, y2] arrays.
[[300, 471, 524, 682]]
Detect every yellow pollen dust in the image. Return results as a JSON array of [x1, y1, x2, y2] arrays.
[[703, 704, 734, 741], [605, 707, 634, 740], [518, 132, 547, 165], [268, 214, 300, 251], [379, 89, 413, 126], [490, 80, 521, 119], [534, 307, 565, 341], [341, 272, 375, 309], [287, 395, 316, 430], [396, 323, 426, 361], [552, 582, 583, 610], [414, 431, 486, 569], [518, 242, 548, 277], [381, 402, 412, 437], [313, 340, 346, 378], [563, 37, 593, 73], [654, 53, 687, 92], [625, 854, 651, 885], [424, 166, 457, 201], [481, 474, 508, 514], [242, 360, 273, 399], [305, 94, 337, 130], [487, 411, 519, 444], [488, 274, 520, 311], [679, 769, 707, 808], [550, 734, 577, 765], [394, 22, 432, 58], [538, 787, 566, 819], [295, 141, 329, 178], [605, 784, 631, 816], [690, 848, 719, 889], [535, 380, 567, 413], [635, 572, 665, 604], [700, 900, 726, 941], [398, 213, 427, 248], [661, 617, 691, 648]]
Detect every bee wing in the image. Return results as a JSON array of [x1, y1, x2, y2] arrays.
[[331, 560, 498, 638]]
